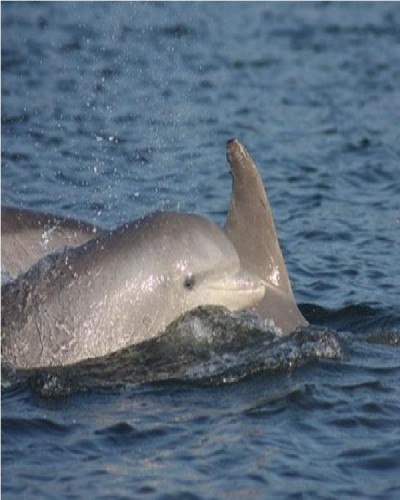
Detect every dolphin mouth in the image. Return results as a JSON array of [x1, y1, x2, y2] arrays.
[[206, 270, 266, 302]]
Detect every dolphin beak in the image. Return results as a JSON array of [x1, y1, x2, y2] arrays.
[[206, 270, 266, 310]]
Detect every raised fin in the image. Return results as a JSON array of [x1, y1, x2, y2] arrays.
[[224, 138, 308, 333]]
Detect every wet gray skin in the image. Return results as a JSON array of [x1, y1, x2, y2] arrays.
[[1, 207, 99, 280], [1, 212, 265, 369], [224, 138, 308, 334]]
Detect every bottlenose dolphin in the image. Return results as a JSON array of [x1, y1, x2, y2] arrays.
[[1, 212, 265, 369], [1, 207, 99, 279], [1, 138, 307, 369], [224, 139, 308, 333]]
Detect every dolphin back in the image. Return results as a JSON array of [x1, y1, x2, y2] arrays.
[[1, 207, 99, 279]]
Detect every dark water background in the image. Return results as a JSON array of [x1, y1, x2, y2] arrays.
[[2, 2, 400, 498]]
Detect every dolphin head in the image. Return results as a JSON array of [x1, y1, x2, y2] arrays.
[[74, 212, 267, 350], [138, 213, 266, 316]]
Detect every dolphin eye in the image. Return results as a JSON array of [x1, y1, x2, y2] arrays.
[[183, 275, 195, 291]]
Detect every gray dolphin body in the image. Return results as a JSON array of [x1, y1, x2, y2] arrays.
[[2, 212, 265, 368], [1, 207, 99, 280], [224, 139, 308, 333], [1, 138, 306, 368]]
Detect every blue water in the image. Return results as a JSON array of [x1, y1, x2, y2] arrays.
[[2, 2, 400, 498]]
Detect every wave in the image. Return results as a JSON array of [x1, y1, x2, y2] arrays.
[[2, 303, 398, 397], [2, 307, 340, 396]]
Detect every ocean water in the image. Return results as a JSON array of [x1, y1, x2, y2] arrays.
[[2, 2, 400, 499]]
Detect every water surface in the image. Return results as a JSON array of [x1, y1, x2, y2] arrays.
[[2, 3, 400, 498]]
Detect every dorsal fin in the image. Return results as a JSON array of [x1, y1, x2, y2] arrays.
[[224, 138, 308, 333]]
